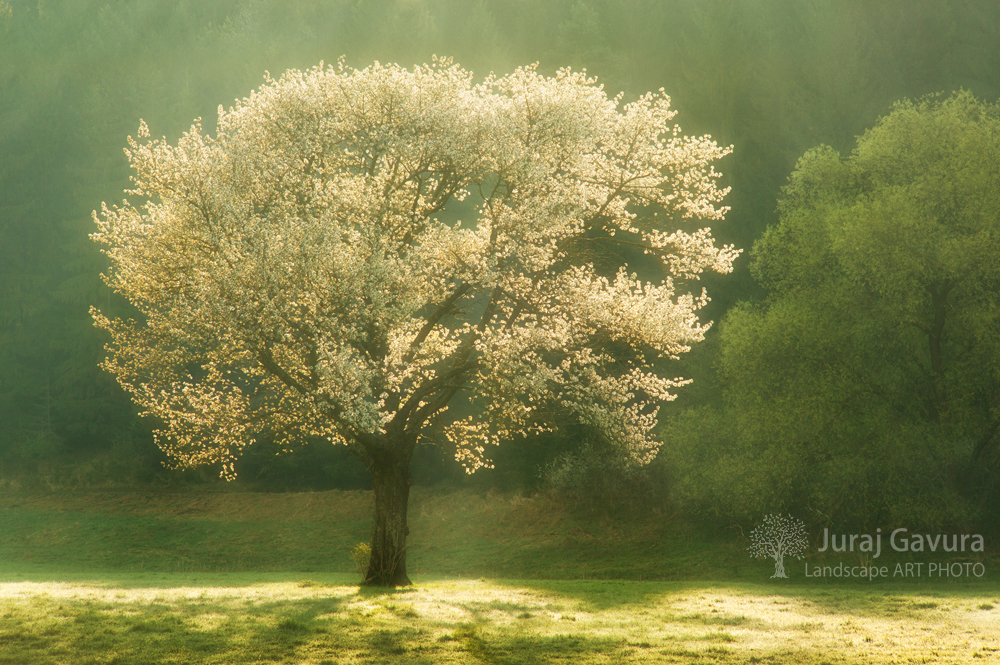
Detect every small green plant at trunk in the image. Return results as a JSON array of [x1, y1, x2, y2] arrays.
[[350, 542, 371, 580]]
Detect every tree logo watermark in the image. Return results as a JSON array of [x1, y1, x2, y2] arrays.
[[748, 514, 808, 578]]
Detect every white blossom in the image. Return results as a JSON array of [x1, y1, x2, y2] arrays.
[[92, 58, 739, 477]]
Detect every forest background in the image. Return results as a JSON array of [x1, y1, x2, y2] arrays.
[[2, 0, 999, 535]]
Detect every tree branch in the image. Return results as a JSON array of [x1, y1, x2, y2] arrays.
[[258, 347, 311, 396], [402, 283, 471, 366]]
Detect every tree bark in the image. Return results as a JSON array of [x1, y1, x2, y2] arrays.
[[364, 441, 414, 587]]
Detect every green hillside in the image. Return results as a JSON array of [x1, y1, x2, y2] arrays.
[[0, 489, 994, 586]]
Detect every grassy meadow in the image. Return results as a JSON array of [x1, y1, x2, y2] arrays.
[[0, 488, 996, 663]]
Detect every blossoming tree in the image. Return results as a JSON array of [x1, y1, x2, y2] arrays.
[[92, 59, 738, 585]]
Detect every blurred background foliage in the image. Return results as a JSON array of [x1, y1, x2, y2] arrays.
[[2, 0, 999, 532], [663, 93, 1000, 533]]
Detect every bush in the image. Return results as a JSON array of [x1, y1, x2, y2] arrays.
[[350, 542, 371, 580], [659, 405, 982, 533]]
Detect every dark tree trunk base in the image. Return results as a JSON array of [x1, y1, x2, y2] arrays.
[[365, 448, 413, 587]]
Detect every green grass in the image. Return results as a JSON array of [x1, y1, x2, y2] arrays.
[[0, 575, 996, 663], [0, 487, 992, 583], [0, 488, 996, 663], [0, 488, 742, 579]]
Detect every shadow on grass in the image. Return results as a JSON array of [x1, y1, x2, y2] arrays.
[[491, 577, 1000, 615], [446, 623, 845, 665], [0, 591, 638, 665], [751, 581, 1000, 617], [0, 592, 456, 665], [355, 585, 419, 598], [454, 623, 627, 665], [0, 596, 342, 664]]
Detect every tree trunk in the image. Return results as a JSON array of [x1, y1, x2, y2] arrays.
[[365, 445, 413, 586]]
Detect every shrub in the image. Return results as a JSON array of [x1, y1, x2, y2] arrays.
[[350, 542, 371, 579]]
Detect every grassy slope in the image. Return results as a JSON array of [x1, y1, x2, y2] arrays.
[[0, 487, 738, 580], [0, 489, 997, 663], [0, 487, 995, 583]]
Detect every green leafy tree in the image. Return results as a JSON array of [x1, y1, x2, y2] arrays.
[[665, 92, 1000, 529]]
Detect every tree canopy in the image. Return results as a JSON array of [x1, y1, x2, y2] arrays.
[[665, 91, 1000, 529], [92, 59, 738, 583]]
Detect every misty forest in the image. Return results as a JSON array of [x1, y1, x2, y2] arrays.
[[2, 1, 1000, 663]]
